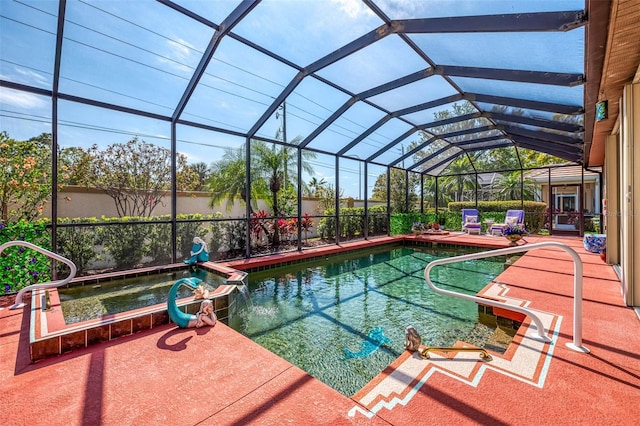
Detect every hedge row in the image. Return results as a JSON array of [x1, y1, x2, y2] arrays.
[[390, 201, 547, 235]]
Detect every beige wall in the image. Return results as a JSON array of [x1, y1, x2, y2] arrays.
[[45, 187, 323, 219], [43, 187, 377, 220]]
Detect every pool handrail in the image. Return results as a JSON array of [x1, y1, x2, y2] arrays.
[[0, 241, 77, 310], [423, 241, 589, 353]]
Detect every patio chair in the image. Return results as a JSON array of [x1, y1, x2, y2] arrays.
[[462, 209, 482, 235], [490, 210, 525, 236]]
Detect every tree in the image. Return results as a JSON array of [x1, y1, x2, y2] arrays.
[[439, 156, 477, 202], [207, 138, 316, 246], [492, 171, 536, 201], [316, 183, 344, 213], [519, 148, 567, 168], [58, 146, 93, 186], [371, 168, 418, 213], [0, 131, 52, 221], [189, 162, 210, 191], [422, 175, 451, 209], [207, 144, 258, 213], [87, 137, 196, 217], [251, 138, 314, 245], [306, 177, 327, 197]]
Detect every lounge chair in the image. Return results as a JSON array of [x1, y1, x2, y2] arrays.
[[490, 210, 525, 236], [462, 209, 482, 235]]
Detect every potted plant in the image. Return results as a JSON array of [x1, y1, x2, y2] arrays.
[[503, 223, 527, 245], [411, 222, 425, 235]]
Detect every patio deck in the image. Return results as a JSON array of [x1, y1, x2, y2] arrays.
[[1, 234, 639, 425]]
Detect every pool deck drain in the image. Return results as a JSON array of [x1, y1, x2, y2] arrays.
[[1, 234, 639, 425]]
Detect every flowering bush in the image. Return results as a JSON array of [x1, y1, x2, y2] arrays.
[[250, 210, 270, 243], [278, 218, 297, 241], [503, 223, 526, 236], [301, 213, 313, 241], [0, 132, 52, 222]]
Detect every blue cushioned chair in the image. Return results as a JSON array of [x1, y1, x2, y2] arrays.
[[490, 210, 525, 236], [462, 209, 482, 235]]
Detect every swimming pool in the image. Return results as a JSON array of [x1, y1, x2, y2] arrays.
[[59, 268, 225, 324], [228, 245, 510, 396]]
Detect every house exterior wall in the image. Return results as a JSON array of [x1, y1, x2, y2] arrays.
[[538, 182, 598, 214], [616, 82, 640, 307]]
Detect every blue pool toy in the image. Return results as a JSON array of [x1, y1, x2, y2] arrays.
[[342, 327, 391, 360], [167, 277, 202, 328], [184, 237, 209, 265]]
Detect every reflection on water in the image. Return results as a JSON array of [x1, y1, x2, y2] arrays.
[[228, 246, 507, 396], [59, 269, 224, 324]]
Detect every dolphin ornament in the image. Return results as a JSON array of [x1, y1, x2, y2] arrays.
[[342, 326, 392, 360], [167, 277, 202, 328]]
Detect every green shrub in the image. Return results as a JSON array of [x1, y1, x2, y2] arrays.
[[318, 206, 388, 240], [147, 220, 173, 263], [223, 219, 246, 253], [175, 214, 209, 259], [318, 209, 336, 240], [447, 201, 547, 233], [367, 205, 388, 236], [0, 220, 52, 294], [340, 207, 364, 239], [56, 217, 101, 274], [207, 212, 225, 254], [96, 217, 150, 269]]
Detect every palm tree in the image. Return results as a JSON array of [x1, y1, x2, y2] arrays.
[[307, 177, 327, 197], [422, 175, 452, 209], [439, 157, 477, 202], [190, 162, 210, 191], [208, 138, 316, 246], [493, 171, 536, 201], [207, 145, 260, 212], [252, 138, 315, 245]]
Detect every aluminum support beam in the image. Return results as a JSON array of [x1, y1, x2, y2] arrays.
[[172, 0, 259, 121], [436, 65, 585, 87], [395, 10, 586, 34], [485, 111, 583, 132]]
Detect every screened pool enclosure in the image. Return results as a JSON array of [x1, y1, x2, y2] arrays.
[[0, 0, 605, 279]]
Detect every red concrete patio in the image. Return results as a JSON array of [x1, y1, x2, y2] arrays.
[[1, 234, 639, 425]]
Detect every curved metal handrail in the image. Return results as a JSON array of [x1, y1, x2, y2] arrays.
[[424, 241, 589, 353], [0, 241, 77, 310]]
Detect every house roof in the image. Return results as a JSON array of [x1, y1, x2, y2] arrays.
[[526, 164, 601, 182]]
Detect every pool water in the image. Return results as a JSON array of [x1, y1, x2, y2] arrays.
[[59, 268, 225, 324], [228, 245, 508, 397]]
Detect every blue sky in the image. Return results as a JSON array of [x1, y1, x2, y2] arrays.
[[0, 0, 585, 198]]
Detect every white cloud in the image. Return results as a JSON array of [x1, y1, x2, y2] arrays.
[[156, 38, 198, 74], [0, 62, 49, 87], [167, 38, 197, 62], [14, 68, 49, 86], [330, 0, 374, 19], [0, 90, 47, 109]]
